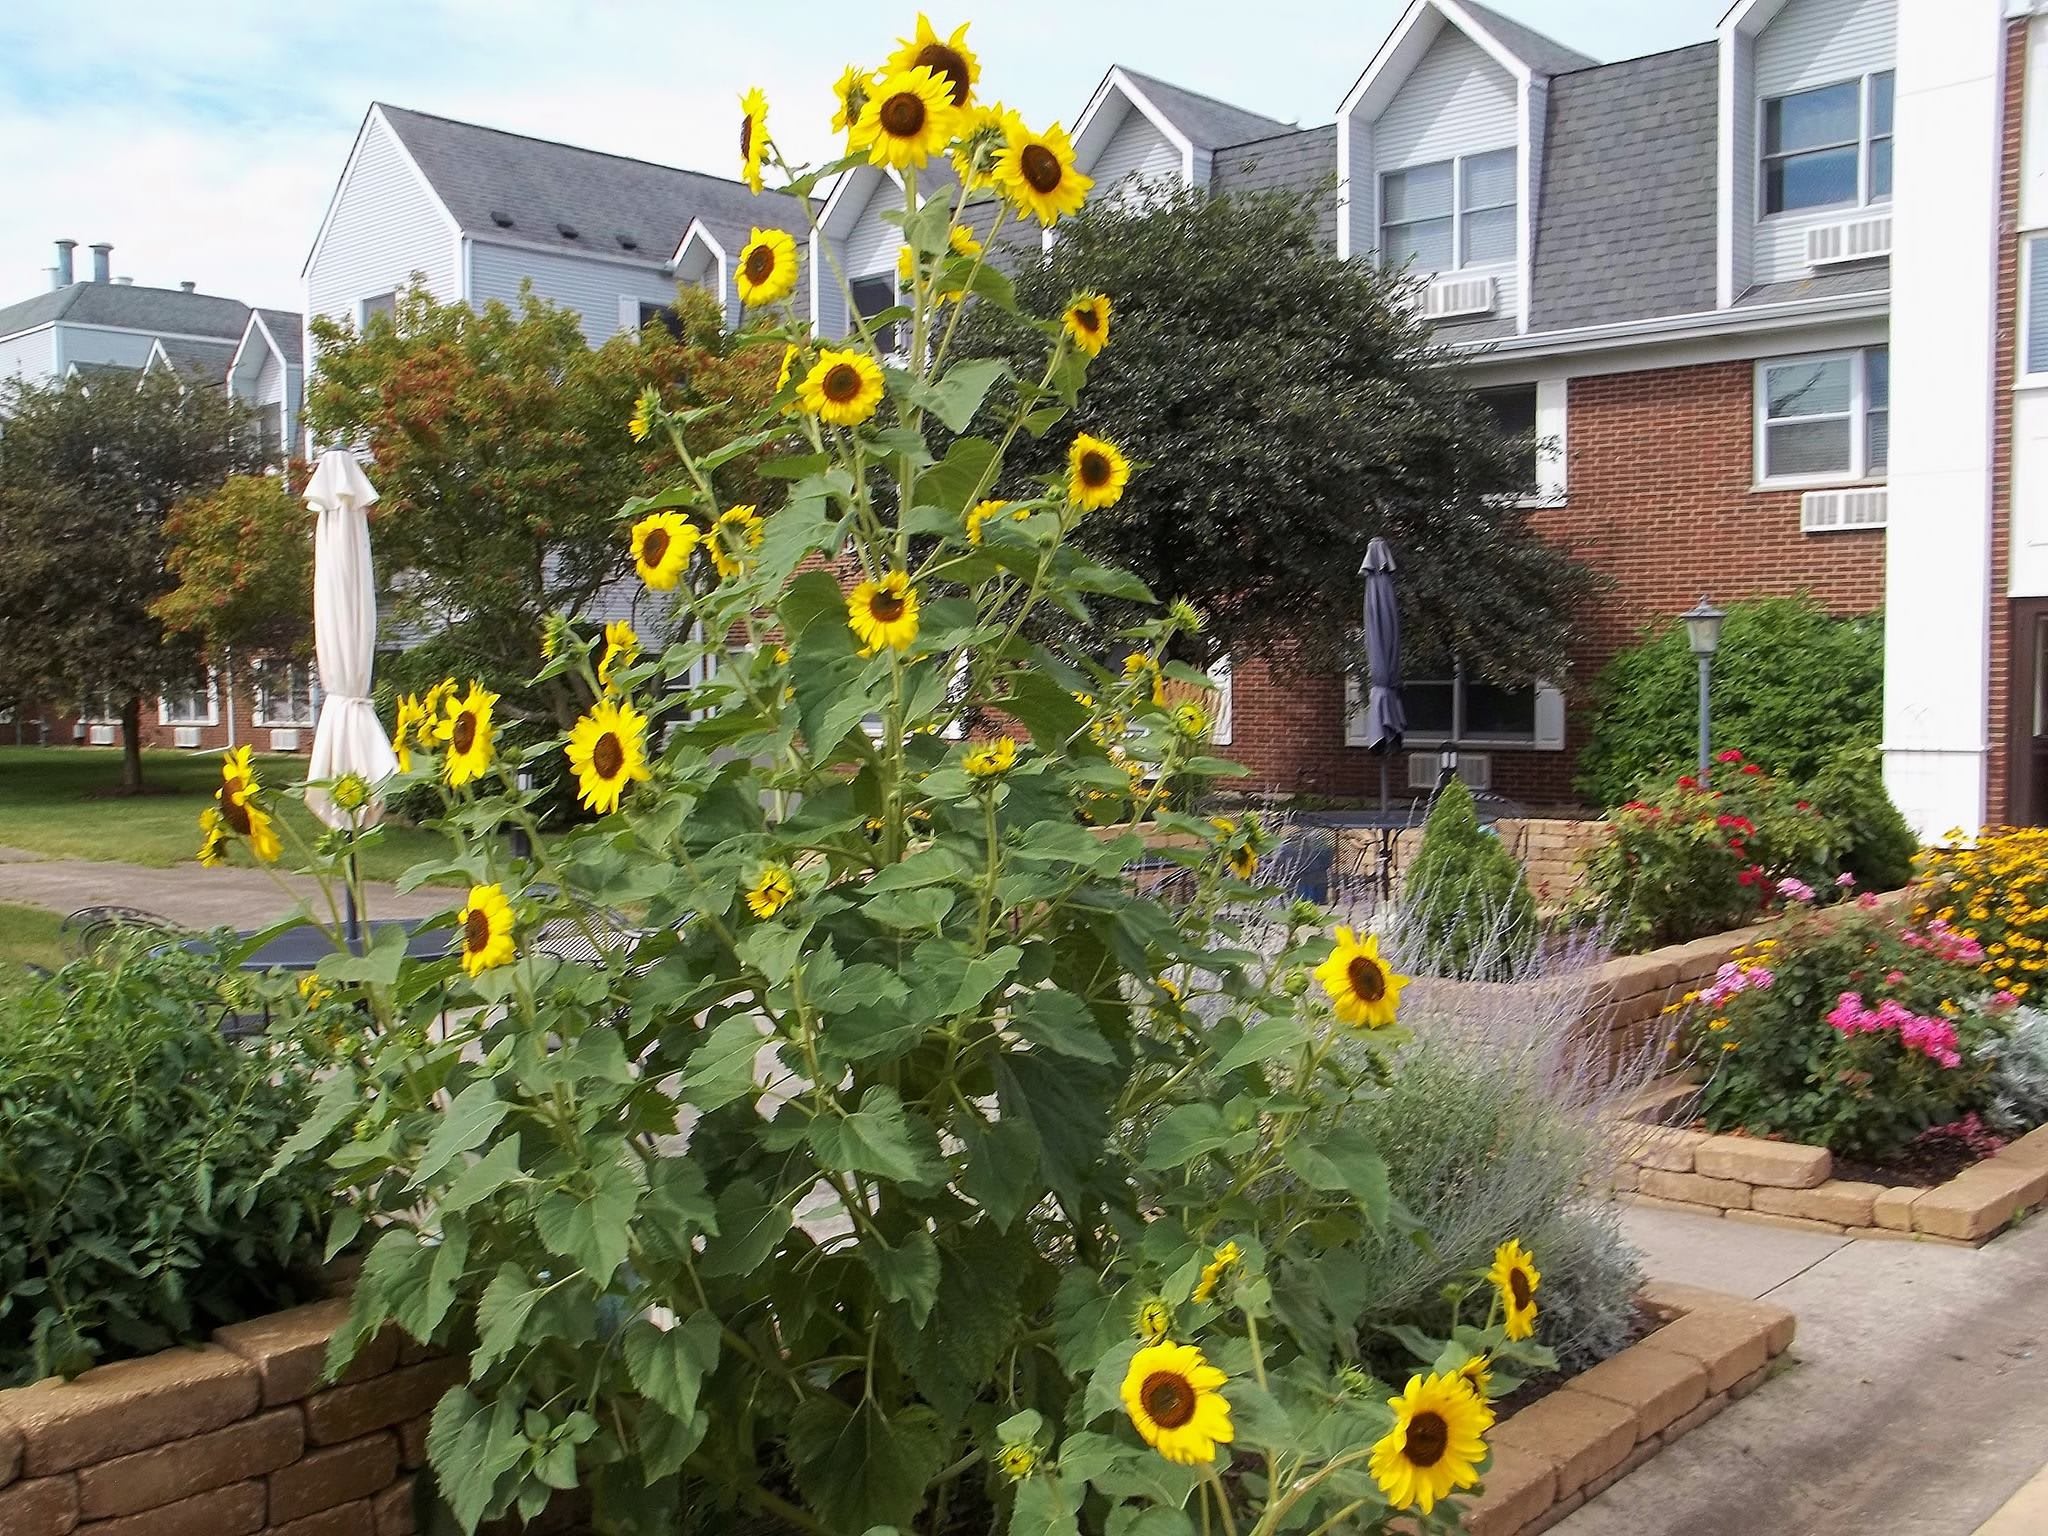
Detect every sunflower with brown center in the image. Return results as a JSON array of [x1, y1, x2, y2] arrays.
[[198, 787, 281, 866], [885, 14, 979, 107], [436, 682, 498, 788], [1062, 293, 1111, 356], [950, 102, 1010, 186], [735, 227, 798, 308], [711, 505, 765, 580], [994, 116, 1093, 225], [566, 697, 652, 815], [1487, 1238, 1541, 1341], [739, 86, 770, 194], [1067, 433, 1131, 510], [1368, 1371, 1494, 1514], [631, 511, 698, 589], [1119, 1341, 1234, 1466], [455, 883, 517, 978], [851, 64, 959, 170], [847, 570, 921, 653], [597, 620, 639, 695], [798, 348, 886, 426], [1313, 925, 1410, 1029]]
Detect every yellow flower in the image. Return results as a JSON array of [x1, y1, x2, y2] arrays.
[[1135, 1297, 1174, 1343], [745, 864, 796, 919], [628, 389, 657, 442], [436, 682, 498, 788], [1119, 1341, 1234, 1466], [830, 65, 873, 137], [1172, 700, 1208, 739], [1229, 844, 1258, 882], [798, 348, 886, 426], [965, 498, 1008, 544], [995, 1442, 1038, 1480], [711, 504, 765, 580], [949, 224, 983, 259], [597, 620, 639, 693], [963, 735, 1017, 778], [566, 697, 652, 815], [885, 13, 979, 107], [1456, 1352, 1493, 1400], [851, 65, 960, 170], [197, 805, 228, 866], [198, 786, 282, 866], [897, 243, 916, 285], [1067, 433, 1131, 510], [632, 511, 698, 590], [1122, 651, 1166, 707], [847, 570, 921, 653], [739, 86, 770, 194], [1062, 293, 1111, 357], [950, 102, 1010, 186], [1368, 1372, 1494, 1515], [1191, 1239, 1241, 1304], [456, 883, 517, 978], [298, 974, 335, 1009], [1488, 1238, 1541, 1342], [220, 743, 258, 802], [330, 772, 371, 814], [735, 227, 798, 308], [1313, 926, 1409, 1029], [391, 693, 424, 774], [994, 116, 1092, 226]]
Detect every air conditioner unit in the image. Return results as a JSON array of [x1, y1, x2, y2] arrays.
[[1800, 486, 1889, 533], [72, 722, 86, 741], [1423, 274, 1497, 320], [1806, 214, 1891, 268], [1407, 751, 1492, 790], [87, 725, 116, 746], [173, 725, 203, 748], [268, 728, 301, 752]]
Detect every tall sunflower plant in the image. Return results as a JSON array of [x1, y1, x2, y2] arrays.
[[257, 19, 1547, 1536]]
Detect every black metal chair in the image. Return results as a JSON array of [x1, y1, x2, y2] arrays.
[[58, 905, 187, 961]]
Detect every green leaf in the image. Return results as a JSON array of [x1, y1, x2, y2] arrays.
[[426, 1387, 498, 1531], [910, 358, 1009, 433], [472, 1264, 543, 1379], [1008, 989, 1115, 1064], [1217, 1016, 1312, 1072], [315, 920, 409, 986], [264, 1066, 358, 1182], [1222, 1379, 1295, 1453], [918, 435, 999, 515], [736, 921, 808, 985], [867, 844, 974, 892], [861, 886, 956, 931], [699, 1179, 791, 1277], [1140, 1104, 1234, 1170], [787, 1398, 948, 1534], [1081, 1341, 1142, 1426], [439, 1136, 525, 1213], [533, 1153, 639, 1286], [622, 1310, 721, 1421], [1107, 1508, 1194, 1536], [1282, 1126, 1390, 1227], [1009, 1475, 1082, 1536], [412, 1080, 509, 1187], [635, 1403, 708, 1482], [862, 1228, 941, 1327], [681, 1017, 767, 1111], [807, 1085, 937, 1184], [960, 1115, 1040, 1231]]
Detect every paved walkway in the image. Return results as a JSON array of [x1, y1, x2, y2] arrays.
[[0, 846, 453, 930], [1557, 1204, 2048, 1536]]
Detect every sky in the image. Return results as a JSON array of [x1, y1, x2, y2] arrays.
[[0, 1, 1729, 314]]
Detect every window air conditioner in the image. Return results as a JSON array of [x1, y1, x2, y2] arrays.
[[1805, 214, 1891, 268], [1800, 487, 1888, 532], [88, 725, 116, 746], [268, 728, 301, 752], [173, 726, 203, 748], [1423, 274, 1497, 320], [1407, 752, 1492, 790]]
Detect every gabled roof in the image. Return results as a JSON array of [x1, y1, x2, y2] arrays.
[[252, 308, 304, 368], [145, 335, 238, 383], [0, 282, 249, 344], [1452, 0, 1598, 78], [1111, 67, 1294, 151]]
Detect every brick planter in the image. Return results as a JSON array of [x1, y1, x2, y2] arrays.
[[1461, 1281, 1797, 1536]]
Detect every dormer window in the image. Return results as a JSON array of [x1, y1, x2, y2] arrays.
[[1379, 148, 1517, 274], [1762, 70, 1893, 216]]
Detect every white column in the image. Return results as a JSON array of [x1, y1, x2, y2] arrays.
[[1882, 0, 2008, 841]]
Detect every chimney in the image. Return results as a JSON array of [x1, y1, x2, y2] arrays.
[[114, 276, 134, 286], [179, 281, 196, 293], [89, 243, 112, 283], [54, 239, 76, 285], [45, 267, 60, 291]]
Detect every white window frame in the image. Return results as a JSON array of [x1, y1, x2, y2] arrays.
[[357, 291, 399, 328], [1378, 148, 1518, 277], [1758, 70, 1894, 222], [1753, 347, 1888, 489], [158, 672, 220, 727], [1344, 676, 1563, 751], [2021, 233, 2048, 387], [78, 697, 123, 726], [250, 658, 318, 728]]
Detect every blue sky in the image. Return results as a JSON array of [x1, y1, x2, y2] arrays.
[[0, 1, 1728, 312]]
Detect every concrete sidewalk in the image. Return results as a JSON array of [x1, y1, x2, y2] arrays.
[[0, 846, 453, 930], [1555, 1205, 2048, 1536]]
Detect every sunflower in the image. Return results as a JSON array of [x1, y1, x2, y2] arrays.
[[739, 86, 770, 194], [1172, 700, 1208, 739], [1488, 1239, 1542, 1342], [391, 693, 425, 773], [711, 504, 765, 580], [847, 570, 921, 653], [1456, 1353, 1494, 1400], [994, 117, 1092, 226], [965, 498, 1008, 544], [745, 864, 796, 919], [566, 696, 652, 815], [197, 805, 228, 866], [1191, 1239, 1242, 1304], [219, 744, 259, 801], [852, 65, 960, 170], [456, 883, 517, 978], [951, 102, 1009, 186], [1229, 844, 1258, 882], [1067, 433, 1131, 510], [1119, 1341, 1234, 1467], [628, 389, 657, 442], [949, 224, 983, 259], [963, 735, 1017, 778], [198, 774, 281, 865], [632, 511, 699, 589], [597, 620, 639, 694], [437, 682, 497, 788], [735, 227, 798, 308], [1122, 652, 1167, 707], [897, 243, 917, 285], [830, 64, 873, 136], [1368, 1372, 1494, 1515], [885, 14, 979, 107], [1063, 294, 1111, 357], [1313, 926, 1410, 1029], [777, 342, 802, 398], [798, 348, 886, 426], [1135, 1296, 1174, 1343], [995, 1442, 1039, 1481]]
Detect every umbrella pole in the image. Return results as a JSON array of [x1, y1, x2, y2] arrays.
[[344, 854, 362, 954], [1379, 754, 1389, 814]]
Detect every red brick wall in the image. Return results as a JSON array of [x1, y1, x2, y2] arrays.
[[1990, 17, 2027, 823], [14, 660, 316, 757]]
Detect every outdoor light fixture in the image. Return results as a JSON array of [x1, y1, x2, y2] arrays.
[[1681, 596, 1727, 781]]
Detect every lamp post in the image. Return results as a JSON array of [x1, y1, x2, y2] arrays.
[[1681, 596, 1727, 782]]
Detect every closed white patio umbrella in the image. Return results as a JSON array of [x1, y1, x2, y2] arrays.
[[304, 450, 398, 833]]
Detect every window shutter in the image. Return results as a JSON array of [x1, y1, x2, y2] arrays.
[[1343, 674, 1370, 746], [1206, 656, 1233, 746], [1533, 682, 1566, 751], [618, 296, 641, 337]]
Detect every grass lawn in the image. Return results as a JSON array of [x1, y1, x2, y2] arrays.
[[0, 747, 451, 882], [0, 901, 63, 994]]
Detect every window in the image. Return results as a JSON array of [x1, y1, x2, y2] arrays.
[[1762, 70, 1894, 216], [639, 302, 683, 339], [251, 658, 317, 727], [1380, 149, 1517, 274], [1345, 675, 1561, 748], [159, 675, 218, 726], [359, 291, 397, 327], [1475, 384, 1538, 494], [2025, 236, 2048, 378], [1756, 347, 1889, 484], [849, 275, 905, 356]]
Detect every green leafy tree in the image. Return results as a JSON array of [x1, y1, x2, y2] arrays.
[[952, 182, 1599, 683], [154, 469, 315, 660], [0, 370, 262, 791], [1402, 777, 1536, 978]]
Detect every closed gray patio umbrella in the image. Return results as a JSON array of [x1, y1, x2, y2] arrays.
[[1361, 536, 1405, 811]]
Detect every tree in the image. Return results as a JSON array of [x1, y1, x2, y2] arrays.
[[0, 370, 261, 791], [1402, 776, 1536, 980], [154, 468, 315, 660], [952, 183, 1598, 683], [305, 281, 779, 726]]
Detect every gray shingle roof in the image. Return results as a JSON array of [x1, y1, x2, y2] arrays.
[[0, 282, 249, 344], [1212, 125, 1340, 249], [1529, 43, 1719, 333], [1736, 267, 1889, 307], [1455, 0, 1599, 77], [377, 104, 806, 270], [151, 336, 238, 382], [253, 308, 304, 368], [1113, 67, 1295, 151]]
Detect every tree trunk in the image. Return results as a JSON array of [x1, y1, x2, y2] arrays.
[[121, 694, 145, 794]]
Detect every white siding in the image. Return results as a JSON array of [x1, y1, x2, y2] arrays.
[[672, 243, 726, 328], [1341, 118, 1376, 260], [1752, 0, 1898, 286], [57, 325, 156, 369], [305, 114, 459, 336], [0, 326, 55, 383], [1729, 34, 1757, 298], [1090, 103, 1183, 206], [468, 241, 679, 348], [816, 175, 904, 341]]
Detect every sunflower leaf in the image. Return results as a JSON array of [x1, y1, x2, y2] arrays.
[[411, 1079, 508, 1187], [786, 1397, 948, 1534], [1139, 1104, 1233, 1170], [911, 358, 1009, 433]]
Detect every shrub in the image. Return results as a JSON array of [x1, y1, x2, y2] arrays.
[[1576, 597, 1883, 809], [1526, 1206, 1645, 1377], [1401, 777, 1536, 979], [1918, 827, 2048, 1004], [0, 944, 338, 1385], [1807, 744, 1918, 892], [1983, 1007, 2048, 1135]]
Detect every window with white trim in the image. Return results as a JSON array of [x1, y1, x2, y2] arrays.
[[1474, 384, 1538, 494], [1756, 347, 1888, 485], [1345, 676, 1562, 749], [848, 275, 905, 357], [159, 675, 219, 726], [359, 291, 398, 328], [250, 658, 317, 727], [638, 301, 683, 339], [2024, 235, 2048, 379], [1761, 70, 1893, 217], [1379, 148, 1517, 274]]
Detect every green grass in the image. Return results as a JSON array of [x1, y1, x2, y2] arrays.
[[0, 747, 450, 883], [0, 902, 63, 994]]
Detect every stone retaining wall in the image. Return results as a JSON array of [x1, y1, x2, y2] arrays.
[[1334, 816, 1612, 905]]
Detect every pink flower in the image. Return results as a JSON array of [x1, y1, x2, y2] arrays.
[[1775, 877, 1816, 905], [1835, 871, 1857, 889], [1857, 893, 1881, 909], [1994, 990, 2021, 1010], [1884, 970, 1908, 987]]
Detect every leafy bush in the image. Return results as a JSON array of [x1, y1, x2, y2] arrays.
[[1918, 827, 2048, 1004], [1806, 744, 1918, 893], [1576, 597, 1883, 809], [0, 944, 338, 1385], [1525, 1207, 1644, 1377], [1402, 778, 1535, 979], [1984, 1007, 2048, 1135]]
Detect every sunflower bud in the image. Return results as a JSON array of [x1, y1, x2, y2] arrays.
[[1167, 597, 1206, 635], [995, 1441, 1039, 1481], [331, 772, 370, 813]]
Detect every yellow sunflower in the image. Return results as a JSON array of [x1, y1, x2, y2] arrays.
[[798, 348, 886, 426], [1368, 1372, 1494, 1515], [739, 86, 769, 194], [628, 388, 656, 442], [565, 696, 652, 815], [1135, 1296, 1174, 1343], [1119, 1341, 1234, 1467], [994, 117, 1093, 226], [965, 498, 1008, 544], [995, 1442, 1039, 1481], [885, 14, 979, 107], [963, 735, 1017, 778], [745, 864, 796, 919], [897, 243, 917, 286], [735, 227, 798, 308], [597, 620, 639, 694], [1488, 1239, 1541, 1342], [1067, 433, 1131, 510], [951, 102, 1010, 186], [632, 511, 699, 590], [949, 224, 983, 259], [711, 504, 765, 580], [1121, 651, 1167, 707], [1172, 700, 1208, 739], [1191, 1238, 1241, 1304], [847, 570, 921, 654], [1063, 293, 1111, 357], [851, 65, 960, 170], [456, 883, 517, 978], [777, 342, 802, 399], [1313, 926, 1410, 1029], [1457, 1352, 1494, 1401], [437, 682, 497, 788], [197, 805, 228, 866], [391, 694, 425, 773], [198, 781, 281, 866], [830, 64, 873, 137]]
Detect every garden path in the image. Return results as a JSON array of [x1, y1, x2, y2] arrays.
[[0, 845, 451, 930], [1555, 1205, 2048, 1535]]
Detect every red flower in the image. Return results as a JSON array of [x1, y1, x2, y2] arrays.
[[1738, 868, 1758, 887], [1717, 814, 1737, 829], [1717, 748, 1743, 764], [1741, 763, 1763, 776], [1677, 774, 1700, 791]]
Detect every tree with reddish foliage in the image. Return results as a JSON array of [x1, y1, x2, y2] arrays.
[[155, 465, 316, 661]]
